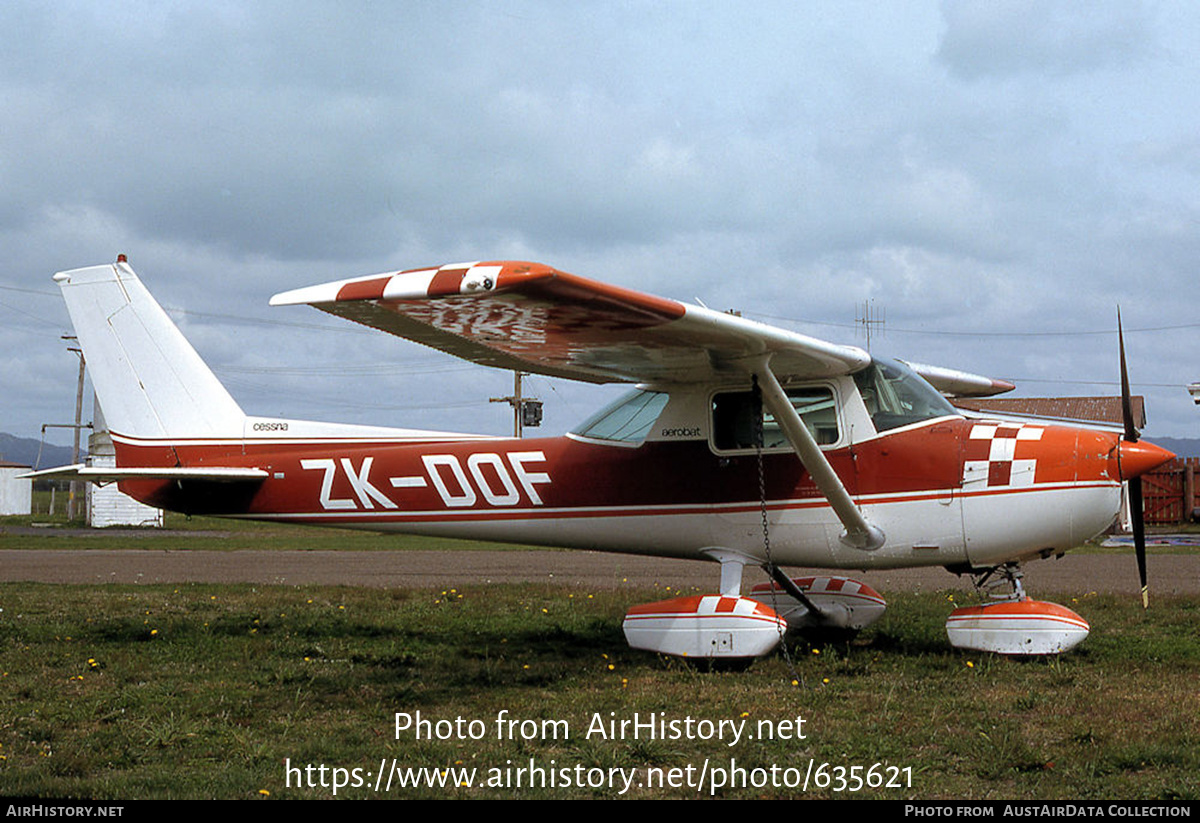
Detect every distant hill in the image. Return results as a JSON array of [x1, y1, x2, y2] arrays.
[[0, 433, 79, 468], [1152, 438, 1200, 460]]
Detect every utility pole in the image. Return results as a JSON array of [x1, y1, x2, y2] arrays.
[[490, 372, 543, 437], [64, 335, 86, 522]]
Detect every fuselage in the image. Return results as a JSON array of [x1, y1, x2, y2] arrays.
[[111, 366, 1157, 573]]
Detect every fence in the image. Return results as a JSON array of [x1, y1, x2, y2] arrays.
[[1143, 457, 1199, 525]]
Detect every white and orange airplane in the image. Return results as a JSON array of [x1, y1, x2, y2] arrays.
[[32, 256, 1174, 662]]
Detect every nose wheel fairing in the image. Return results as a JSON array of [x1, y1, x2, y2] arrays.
[[945, 563, 1089, 655]]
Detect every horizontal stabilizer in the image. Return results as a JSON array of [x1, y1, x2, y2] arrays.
[[22, 465, 268, 483]]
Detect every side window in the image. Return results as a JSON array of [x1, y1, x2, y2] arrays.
[[712, 386, 838, 450], [573, 389, 669, 443]]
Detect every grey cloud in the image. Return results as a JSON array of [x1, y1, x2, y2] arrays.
[[937, 0, 1156, 80]]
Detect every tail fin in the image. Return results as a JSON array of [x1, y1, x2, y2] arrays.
[[54, 258, 247, 441]]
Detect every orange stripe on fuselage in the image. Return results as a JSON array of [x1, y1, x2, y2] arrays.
[[106, 417, 1129, 519]]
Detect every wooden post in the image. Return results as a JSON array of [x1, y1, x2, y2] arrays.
[[1186, 459, 1196, 523], [489, 372, 525, 438], [514, 371, 523, 439], [67, 346, 85, 522]]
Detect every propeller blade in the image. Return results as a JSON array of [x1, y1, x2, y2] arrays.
[[1117, 308, 1148, 609], [1129, 476, 1149, 609], [1118, 307, 1139, 444]]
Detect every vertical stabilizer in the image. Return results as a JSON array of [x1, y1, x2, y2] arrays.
[[54, 260, 246, 440]]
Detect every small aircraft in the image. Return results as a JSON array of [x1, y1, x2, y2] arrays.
[[32, 256, 1174, 662]]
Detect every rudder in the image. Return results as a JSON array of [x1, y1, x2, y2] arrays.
[[54, 258, 247, 441]]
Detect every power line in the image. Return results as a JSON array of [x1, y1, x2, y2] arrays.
[[215, 362, 476, 377], [161, 305, 375, 334], [747, 312, 1200, 339]]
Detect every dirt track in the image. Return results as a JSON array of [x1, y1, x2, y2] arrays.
[[2, 547, 1197, 596]]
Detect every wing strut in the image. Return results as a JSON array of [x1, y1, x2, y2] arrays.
[[750, 363, 885, 551]]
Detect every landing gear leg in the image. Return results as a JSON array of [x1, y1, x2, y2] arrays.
[[971, 561, 1027, 602]]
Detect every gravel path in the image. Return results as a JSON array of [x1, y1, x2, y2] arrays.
[[2, 547, 1196, 596]]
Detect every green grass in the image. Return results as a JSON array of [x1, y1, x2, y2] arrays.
[[0, 582, 1196, 800], [0, 507, 557, 552]]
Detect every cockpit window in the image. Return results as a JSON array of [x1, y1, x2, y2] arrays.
[[572, 389, 669, 443], [712, 386, 839, 450], [853, 357, 957, 433]]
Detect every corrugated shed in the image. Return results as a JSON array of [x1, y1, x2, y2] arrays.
[[86, 430, 163, 528], [0, 461, 32, 515], [953, 396, 1145, 428]]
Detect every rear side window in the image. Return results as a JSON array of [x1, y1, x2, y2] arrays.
[[712, 386, 838, 450]]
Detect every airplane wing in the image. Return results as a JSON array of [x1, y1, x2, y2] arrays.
[[271, 261, 871, 384], [903, 361, 1015, 398]]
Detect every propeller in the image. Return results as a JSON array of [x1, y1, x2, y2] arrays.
[[1117, 308, 1149, 609]]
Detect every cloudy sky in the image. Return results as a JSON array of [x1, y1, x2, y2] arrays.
[[3, 0, 1198, 452]]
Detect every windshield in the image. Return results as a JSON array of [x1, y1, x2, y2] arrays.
[[853, 357, 958, 433], [572, 389, 669, 443]]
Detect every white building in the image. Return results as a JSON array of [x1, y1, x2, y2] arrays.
[[0, 460, 33, 515], [87, 406, 163, 528]]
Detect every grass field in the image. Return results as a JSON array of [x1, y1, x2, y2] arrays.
[[1, 573, 1197, 799]]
